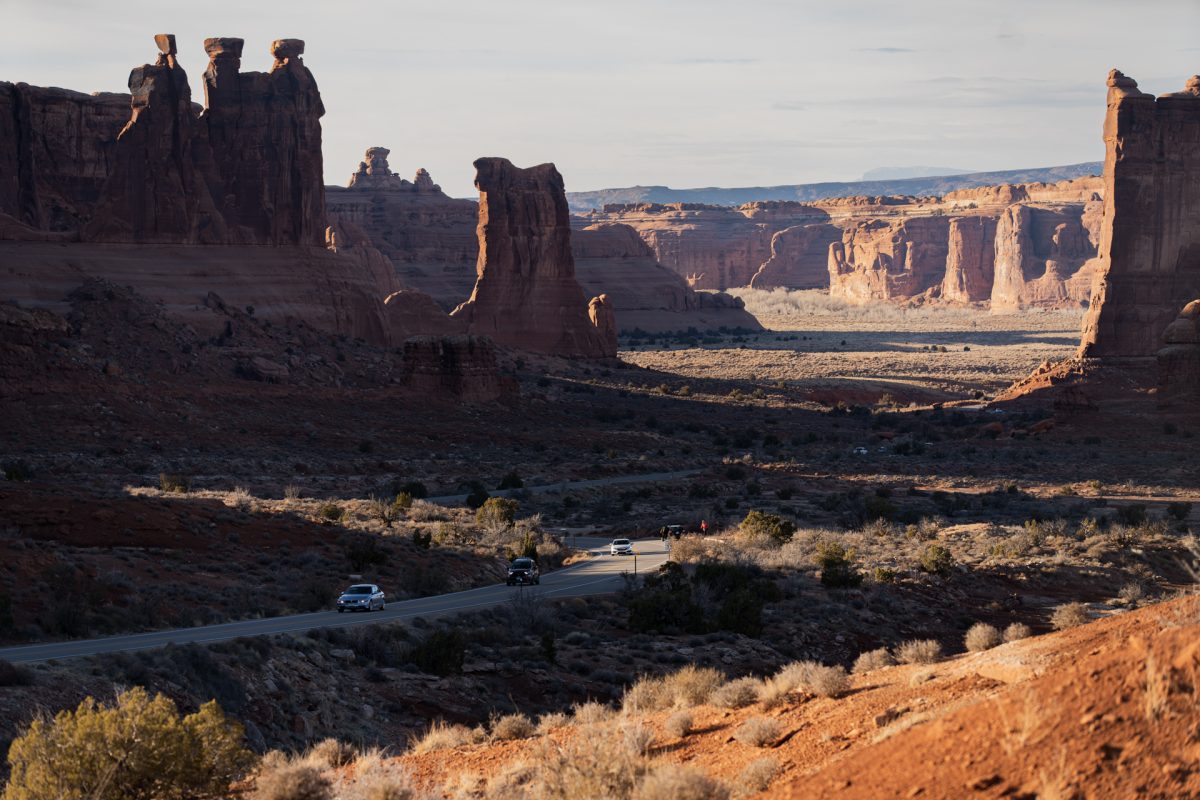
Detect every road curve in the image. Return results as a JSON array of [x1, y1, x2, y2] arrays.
[[0, 537, 672, 665]]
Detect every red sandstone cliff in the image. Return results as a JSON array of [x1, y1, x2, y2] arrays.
[[827, 217, 951, 303], [450, 157, 616, 359], [1080, 70, 1200, 358], [939, 216, 997, 303]]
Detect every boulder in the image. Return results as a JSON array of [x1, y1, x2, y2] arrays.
[[1157, 300, 1200, 405]]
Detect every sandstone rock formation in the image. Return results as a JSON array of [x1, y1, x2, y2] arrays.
[[1080, 71, 1200, 358], [940, 216, 997, 302], [749, 223, 842, 290], [0, 83, 129, 236], [400, 335, 511, 401], [587, 294, 617, 345], [450, 157, 616, 359], [1156, 299, 1200, 405], [827, 217, 950, 303], [990, 204, 1096, 312]]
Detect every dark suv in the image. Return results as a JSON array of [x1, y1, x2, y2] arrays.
[[506, 557, 540, 586]]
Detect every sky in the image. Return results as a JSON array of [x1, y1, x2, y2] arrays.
[[1, 0, 1197, 197]]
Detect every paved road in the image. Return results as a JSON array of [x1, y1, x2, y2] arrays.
[[0, 537, 672, 665], [427, 469, 700, 505]]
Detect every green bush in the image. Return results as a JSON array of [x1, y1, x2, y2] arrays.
[[476, 497, 519, 531], [497, 471, 524, 490], [1166, 501, 1192, 522], [740, 510, 795, 545], [918, 543, 954, 576], [396, 481, 428, 499], [317, 501, 344, 522], [3, 687, 251, 800], [462, 481, 490, 509], [1114, 504, 1147, 526], [813, 540, 862, 588], [342, 533, 388, 571]]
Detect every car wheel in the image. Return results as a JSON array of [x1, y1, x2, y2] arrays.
[[534, 577, 540, 584]]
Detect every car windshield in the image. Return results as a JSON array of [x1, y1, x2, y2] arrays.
[[512, 559, 532, 568], [614, 539, 630, 545], [345, 586, 372, 594]]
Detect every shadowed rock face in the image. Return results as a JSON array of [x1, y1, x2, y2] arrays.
[[451, 157, 616, 358], [828, 217, 951, 303], [1157, 299, 1200, 405], [990, 205, 1096, 312], [400, 335, 512, 402], [1080, 70, 1200, 358]]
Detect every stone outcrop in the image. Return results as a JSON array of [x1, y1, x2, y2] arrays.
[[587, 294, 617, 345], [1080, 70, 1200, 358], [450, 157, 616, 358], [1156, 300, 1200, 405], [0, 83, 129, 235], [400, 335, 511, 402], [828, 217, 951, 302], [940, 216, 997, 302], [750, 223, 842, 290], [990, 205, 1096, 311]]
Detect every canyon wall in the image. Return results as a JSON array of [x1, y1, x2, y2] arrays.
[[585, 178, 1102, 308], [1080, 71, 1200, 358], [450, 157, 617, 358]]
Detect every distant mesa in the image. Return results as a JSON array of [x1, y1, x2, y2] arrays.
[[859, 166, 973, 182]]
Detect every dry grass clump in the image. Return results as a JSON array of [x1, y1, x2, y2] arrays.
[[712, 677, 762, 709], [633, 765, 730, 800], [758, 661, 849, 707], [622, 721, 657, 757], [734, 757, 779, 795], [665, 710, 694, 739], [409, 720, 472, 754], [895, 639, 943, 665], [490, 712, 535, 741], [1003, 622, 1032, 642], [670, 535, 713, 563], [734, 716, 781, 747], [523, 727, 644, 799], [252, 761, 332, 800], [964, 623, 1002, 652], [536, 711, 569, 735], [306, 737, 356, 768], [572, 701, 615, 726], [853, 647, 895, 674], [350, 761, 420, 800], [1050, 602, 1090, 630], [625, 665, 725, 712], [804, 663, 850, 698]]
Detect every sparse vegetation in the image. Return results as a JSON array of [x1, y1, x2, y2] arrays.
[[853, 647, 895, 674], [1050, 602, 1090, 630], [964, 623, 1002, 652], [895, 639, 943, 665], [734, 716, 781, 747], [1003, 622, 1032, 642]]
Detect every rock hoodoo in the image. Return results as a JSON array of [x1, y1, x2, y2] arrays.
[[1079, 70, 1200, 358], [990, 204, 1097, 312], [940, 216, 997, 302], [451, 157, 617, 358]]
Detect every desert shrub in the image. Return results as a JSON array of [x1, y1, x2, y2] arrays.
[[536, 712, 569, 734], [521, 726, 643, 800], [318, 501, 344, 523], [740, 510, 795, 545], [735, 757, 779, 794], [1003, 622, 1032, 642], [159, 472, 190, 493], [355, 763, 418, 800], [895, 639, 943, 665], [0, 658, 33, 686], [342, 533, 387, 571], [476, 497, 519, 532], [571, 701, 614, 726], [804, 663, 850, 698], [813, 540, 862, 588], [734, 716, 780, 747], [872, 566, 898, 584], [490, 713, 535, 741], [665, 710, 694, 738], [252, 762, 331, 800], [622, 721, 656, 757], [409, 720, 471, 754], [462, 481, 490, 509], [368, 495, 399, 528], [396, 480, 428, 499], [410, 530, 432, 550], [4, 687, 252, 800], [405, 629, 466, 676], [498, 471, 524, 490], [1166, 501, 1192, 522], [634, 765, 730, 800], [712, 677, 762, 709], [1114, 503, 1147, 526], [627, 562, 704, 634], [1050, 602, 1090, 630], [917, 543, 954, 576], [306, 738, 354, 768], [964, 623, 1002, 652], [852, 647, 895, 674]]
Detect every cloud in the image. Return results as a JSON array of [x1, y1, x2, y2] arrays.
[[676, 57, 758, 65], [857, 47, 915, 53], [772, 101, 806, 111]]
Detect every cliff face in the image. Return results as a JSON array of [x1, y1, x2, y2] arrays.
[[828, 217, 951, 303], [0, 83, 129, 236], [451, 157, 616, 359], [940, 216, 997, 302], [1080, 71, 1200, 358], [990, 204, 1096, 312], [750, 223, 842, 290]]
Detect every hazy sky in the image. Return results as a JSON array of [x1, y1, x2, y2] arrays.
[[2, 0, 1197, 196]]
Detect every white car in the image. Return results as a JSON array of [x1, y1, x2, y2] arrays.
[[610, 538, 634, 556]]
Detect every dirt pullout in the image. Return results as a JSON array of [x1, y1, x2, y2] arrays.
[[396, 596, 1199, 799]]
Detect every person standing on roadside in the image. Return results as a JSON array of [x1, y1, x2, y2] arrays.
[[700, 519, 708, 535]]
